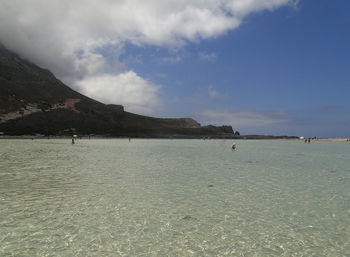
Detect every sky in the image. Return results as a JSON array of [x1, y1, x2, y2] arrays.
[[0, 0, 349, 137]]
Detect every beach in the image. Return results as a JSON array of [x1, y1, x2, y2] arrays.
[[318, 138, 350, 142]]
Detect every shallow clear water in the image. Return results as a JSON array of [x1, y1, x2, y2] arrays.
[[0, 139, 349, 256]]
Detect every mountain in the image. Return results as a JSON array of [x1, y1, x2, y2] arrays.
[[0, 44, 235, 138]]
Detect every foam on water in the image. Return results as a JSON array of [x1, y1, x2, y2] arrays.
[[0, 139, 349, 256]]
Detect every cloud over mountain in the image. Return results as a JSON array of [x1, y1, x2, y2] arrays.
[[0, 0, 295, 114], [76, 71, 160, 115]]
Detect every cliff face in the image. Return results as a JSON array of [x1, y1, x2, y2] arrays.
[[0, 44, 234, 138]]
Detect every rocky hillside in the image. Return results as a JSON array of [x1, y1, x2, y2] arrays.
[[0, 44, 234, 137]]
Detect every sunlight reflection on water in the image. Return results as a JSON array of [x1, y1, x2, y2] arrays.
[[0, 139, 349, 256]]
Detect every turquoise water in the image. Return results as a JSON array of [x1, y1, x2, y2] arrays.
[[0, 139, 349, 256]]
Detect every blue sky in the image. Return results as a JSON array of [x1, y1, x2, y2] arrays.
[[118, 0, 350, 137], [1, 0, 349, 137]]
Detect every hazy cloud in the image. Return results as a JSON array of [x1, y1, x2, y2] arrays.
[[199, 52, 218, 61], [199, 109, 289, 127], [0, 0, 296, 113], [161, 55, 182, 64], [208, 85, 227, 99], [156, 73, 168, 79]]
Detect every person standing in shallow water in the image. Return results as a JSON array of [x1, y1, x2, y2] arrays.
[[232, 143, 236, 150], [72, 136, 75, 144]]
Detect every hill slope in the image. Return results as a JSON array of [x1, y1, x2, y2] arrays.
[[0, 44, 234, 137]]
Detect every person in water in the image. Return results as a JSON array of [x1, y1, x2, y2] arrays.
[[232, 143, 236, 150], [71, 136, 75, 144]]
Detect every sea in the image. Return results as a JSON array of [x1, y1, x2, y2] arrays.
[[0, 139, 349, 256]]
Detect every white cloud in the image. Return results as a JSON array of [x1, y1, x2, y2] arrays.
[[76, 71, 160, 115], [199, 109, 289, 127], [0, 0, 296, 114], [208, 85, 224, 98], [199, 52, 218, 61], [161, 55, 182, 64], [225, 0, 296, 17]]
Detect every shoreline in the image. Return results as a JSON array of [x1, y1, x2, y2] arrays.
[[1, 135, 348, 141], [317, 138, 350, 142]]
